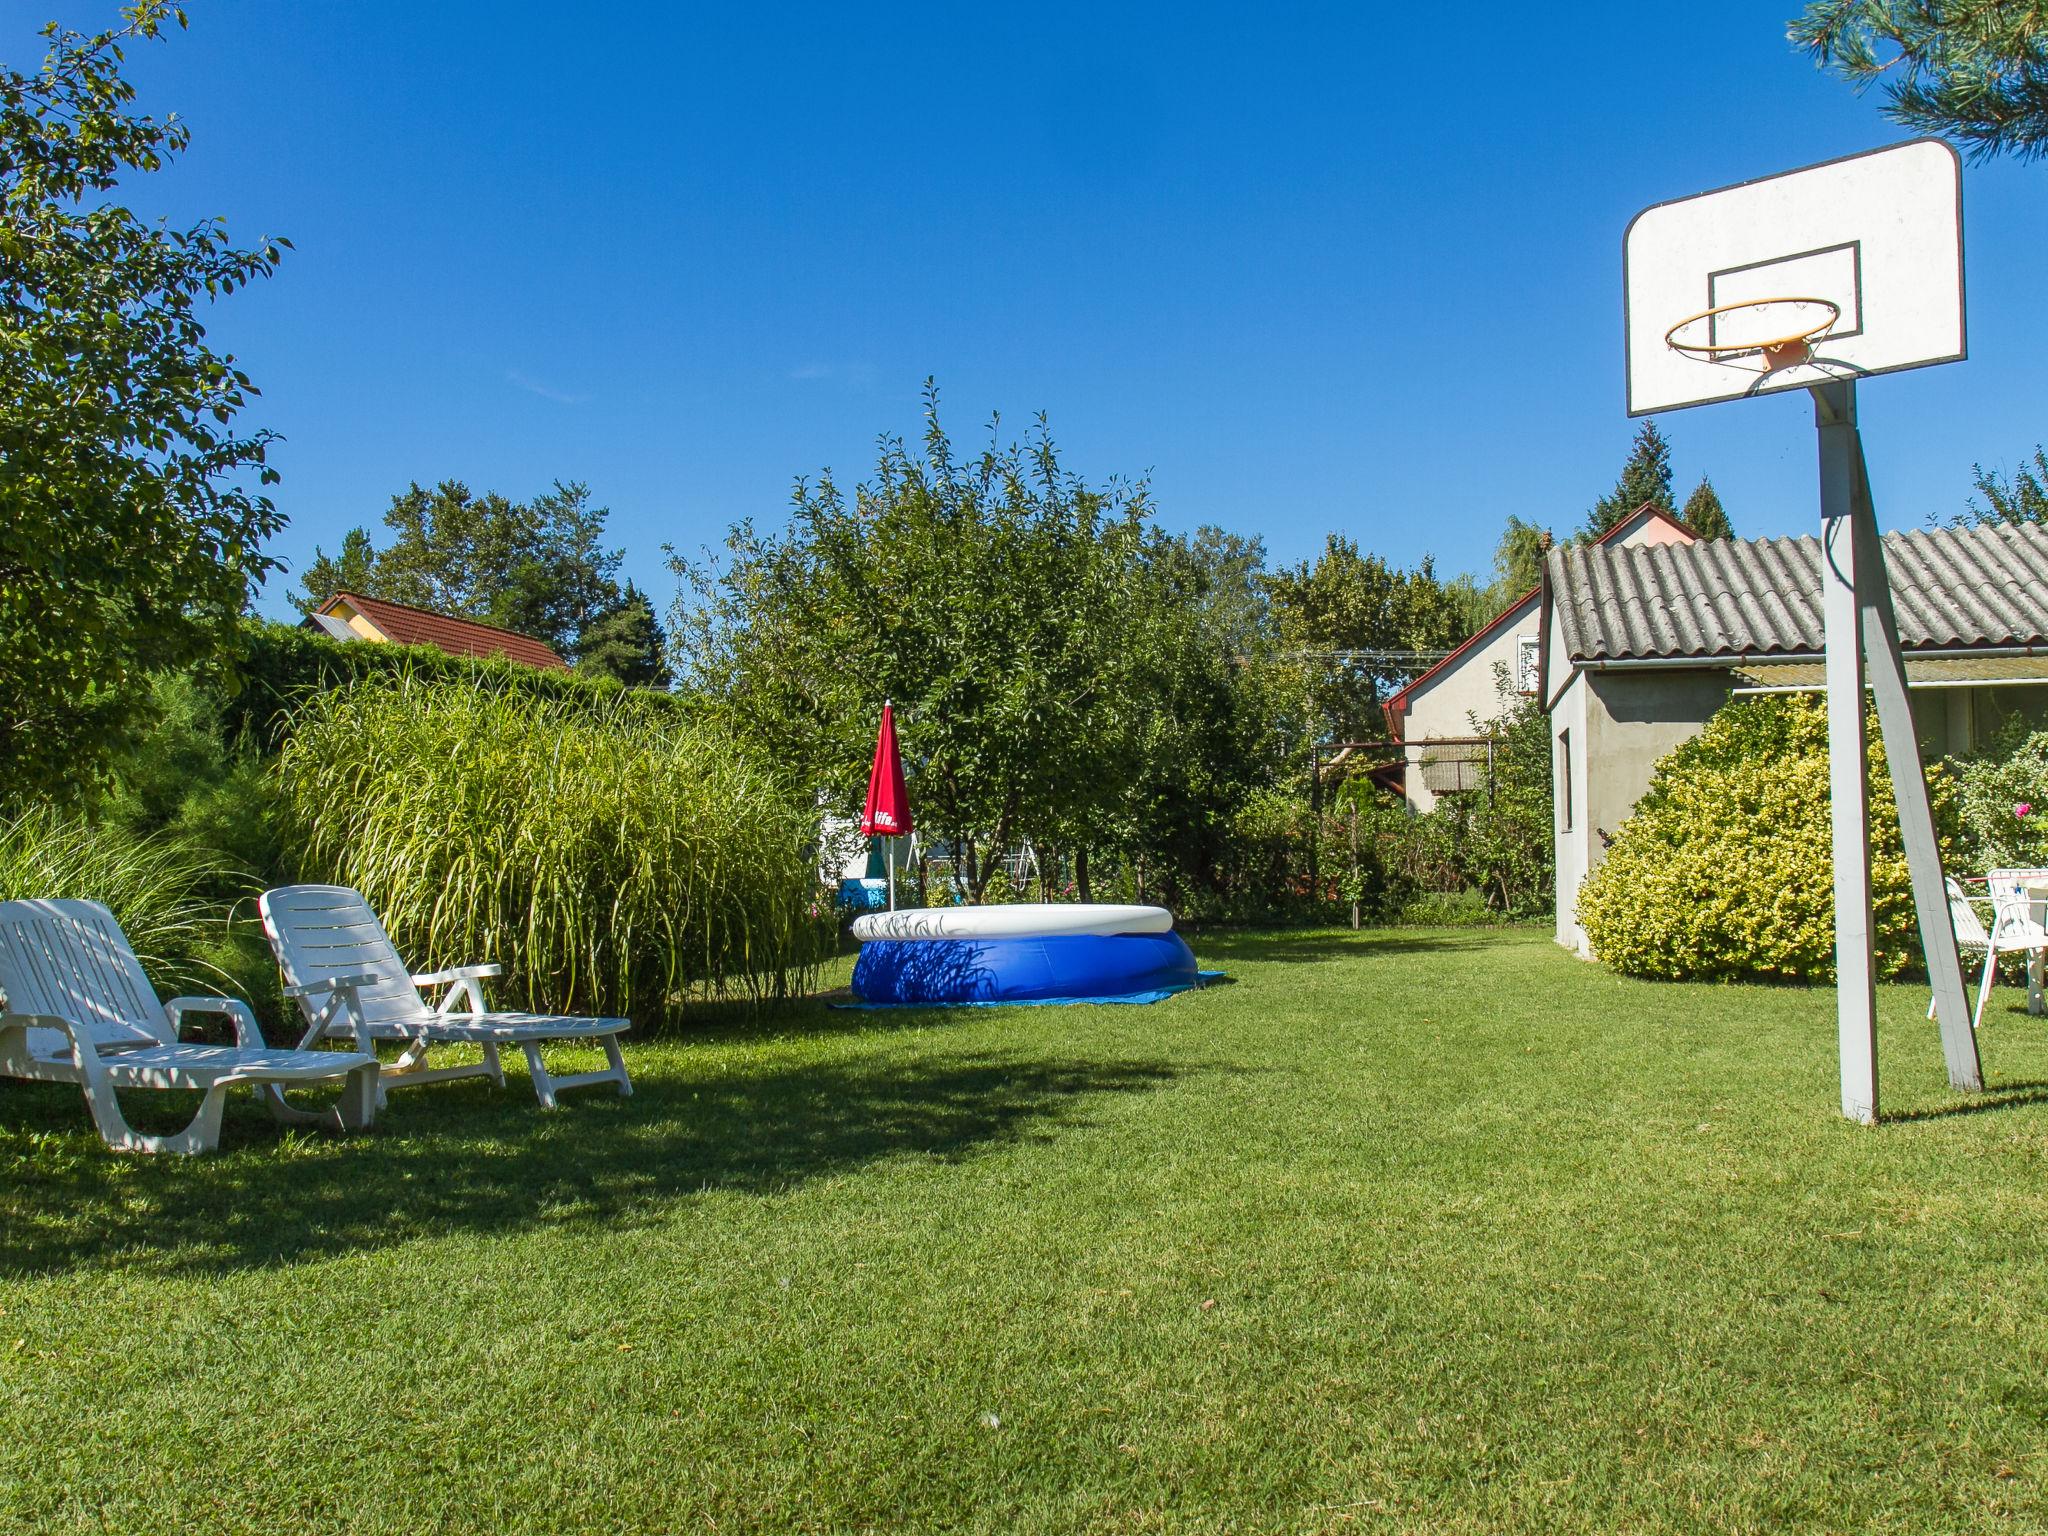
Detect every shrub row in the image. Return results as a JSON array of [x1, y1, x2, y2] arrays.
[[223, 619, 688, 753]]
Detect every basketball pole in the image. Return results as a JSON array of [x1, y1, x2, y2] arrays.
[[1812, 379, 1983, 1122]]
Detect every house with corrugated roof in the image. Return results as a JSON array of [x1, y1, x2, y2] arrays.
[[302, 591, 570, 671], [1540, 521, 2048, 957], [1384, 503, 1696, 811]]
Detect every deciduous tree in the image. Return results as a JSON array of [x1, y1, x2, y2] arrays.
[[0, 4, 289, 798], [1489, 515, 1552, 599], [671, 384, 1271, 903], [1959, 444, 2048, 527], [1264, 537, 1479, 745]]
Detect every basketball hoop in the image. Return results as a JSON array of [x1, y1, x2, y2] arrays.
[[1664, 297, 1841, 373]]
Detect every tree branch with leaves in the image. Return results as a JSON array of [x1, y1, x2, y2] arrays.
[[0, 2, 288, 798]]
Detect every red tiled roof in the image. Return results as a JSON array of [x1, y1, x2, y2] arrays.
[[316, 592, 569, 671]]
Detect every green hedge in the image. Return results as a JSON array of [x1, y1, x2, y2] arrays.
[[1577, 695, 1954, 982], [223, 619, 687, 752]]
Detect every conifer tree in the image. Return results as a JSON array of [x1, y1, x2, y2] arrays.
[[576, 583, 671, 688], [1792, 2, 2048, 162], [1681, 475, 1734, 539], [1582, 421, 1675, 539]]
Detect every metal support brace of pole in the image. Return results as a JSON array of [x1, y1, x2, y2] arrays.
[[1814, 381, 1878, 1123], [1846, 433, 1984, 1092]]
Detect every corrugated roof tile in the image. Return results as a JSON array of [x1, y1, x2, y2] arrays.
[[1549, 521, 2048, 663]]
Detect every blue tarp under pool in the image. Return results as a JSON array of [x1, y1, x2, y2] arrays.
[[850, 931, 1202, 1007]]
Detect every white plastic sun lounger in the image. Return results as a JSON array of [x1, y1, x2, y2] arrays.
[[259, 885, 632, 1110], [0, 899, 378, 1155]]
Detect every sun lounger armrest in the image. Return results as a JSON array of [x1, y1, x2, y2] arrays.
[[410, 964, 502, 987], [162, 996, 265, 1048], [0, 1011, 101, 1068], [283, 972, 381, 1000]]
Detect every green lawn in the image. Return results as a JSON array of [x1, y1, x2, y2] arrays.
[[6, 927, 2048, 1534]]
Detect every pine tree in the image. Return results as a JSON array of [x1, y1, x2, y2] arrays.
[[1791, 2, 2048, 162], [575, 583, 671, 688], [1681, 475, 1733, 539], [291, 479, 626, 656], [1583, 421, 1674, 539]]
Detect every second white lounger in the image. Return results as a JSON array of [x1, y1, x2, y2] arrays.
[[260, 884, 632, 1110]]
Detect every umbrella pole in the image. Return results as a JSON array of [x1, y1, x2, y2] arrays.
[[887, 837, 896, 911]]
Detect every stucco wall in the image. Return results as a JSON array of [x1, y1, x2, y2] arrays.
[[1553, 665, 1734, 957], [1400, 592, 1540, 812]]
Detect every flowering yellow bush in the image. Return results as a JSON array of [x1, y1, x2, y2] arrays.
[[1577, 696, 1951, 982]]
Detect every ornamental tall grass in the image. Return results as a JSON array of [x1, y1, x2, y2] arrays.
[[0, 806, 238, 994], [273, 677, 830, 1025]]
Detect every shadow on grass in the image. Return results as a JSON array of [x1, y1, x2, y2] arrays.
[[661, 994, 965, 1048], [1880, 1079, 2048, 1124], [0, 1050, 1185, 1280], [1191, 928, 1534, 965]]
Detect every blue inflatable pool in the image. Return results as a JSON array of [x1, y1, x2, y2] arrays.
[[848, 904, 1200, 1007]]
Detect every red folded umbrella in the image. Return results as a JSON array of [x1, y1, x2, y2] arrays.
[[861, 701, 912, 839]]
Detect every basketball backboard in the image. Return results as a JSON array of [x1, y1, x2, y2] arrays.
[[1624, 140, 1964, 416]]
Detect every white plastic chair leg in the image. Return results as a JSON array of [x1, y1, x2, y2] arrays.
[[80, 1076, 235, 1157], [1974, 947, 1999, 1030], [253, 1061, 379, 1133], [519, 1034, 632, 1110]]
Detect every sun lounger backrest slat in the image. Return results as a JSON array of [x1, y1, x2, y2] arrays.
[[0, 900, 170, 1060], [259, 885, 432, 1030]]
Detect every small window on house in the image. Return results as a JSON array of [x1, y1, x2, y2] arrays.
[[1516, 635, 1541, 695], [1557, 729, 1572, 832]]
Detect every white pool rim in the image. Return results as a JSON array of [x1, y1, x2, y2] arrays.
[[851, 903, 1173, 942]]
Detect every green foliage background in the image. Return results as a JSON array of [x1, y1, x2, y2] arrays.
[[1951, 726, 2048, 870], [226, 619, 685, 753], [0, 5, 287, 801], [0, 805, 241, 998]]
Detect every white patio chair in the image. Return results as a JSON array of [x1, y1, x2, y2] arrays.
[[1932, 877, 1999, 1030], [0, 899, 378, 1155], [259, 885, 632, 1110], [1980, 868, 2048, 1022]]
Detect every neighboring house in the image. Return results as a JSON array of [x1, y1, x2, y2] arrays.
[[1542, 521, 2048, 957], [1384, 504, 1696, 811], [301, 591, 569, 671]]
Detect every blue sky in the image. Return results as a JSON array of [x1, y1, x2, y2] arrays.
[[40, 1, 2048, 619]]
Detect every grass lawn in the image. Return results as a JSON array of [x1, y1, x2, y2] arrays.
[[6, 926, 2048, 1534]]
